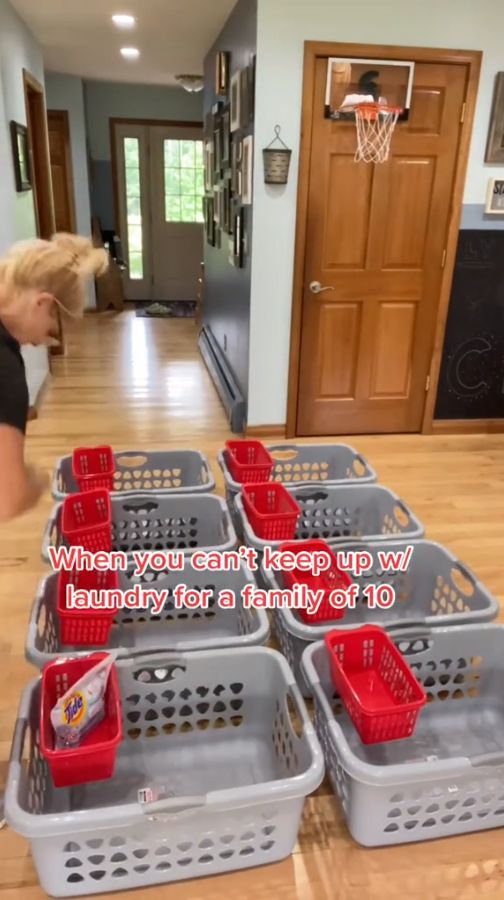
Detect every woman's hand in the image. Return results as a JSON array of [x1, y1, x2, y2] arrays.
[[0, 426, 48, 521]]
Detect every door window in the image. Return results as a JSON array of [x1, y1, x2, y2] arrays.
[[164, 139, 204, 223], [123, 137, 143, 279]]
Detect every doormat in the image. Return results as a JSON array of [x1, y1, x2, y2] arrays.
[[135, 301, 196, 318]]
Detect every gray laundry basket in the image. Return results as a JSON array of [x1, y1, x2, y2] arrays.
[[218, 442, 377, 502], [42, 493, 236, 563], [235, 484, 424, 552], [302, 623, 504, 847], [26, 561, 270, 668], [261, 540, 499, 695], [6, 647, 324, 897], [52, 450, 215, 500]]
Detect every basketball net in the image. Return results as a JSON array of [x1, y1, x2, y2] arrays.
[[354, 103, 401, 163]]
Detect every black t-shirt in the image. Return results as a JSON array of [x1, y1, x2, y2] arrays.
[[0, 321, 29, 435]]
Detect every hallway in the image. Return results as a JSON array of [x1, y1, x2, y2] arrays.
[[1, 310, 504, 899]]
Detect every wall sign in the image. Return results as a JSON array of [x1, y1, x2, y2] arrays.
[[485, 178, 504, 215]]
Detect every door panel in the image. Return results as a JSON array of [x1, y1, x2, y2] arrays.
[[383, 158, 435, 268], [370, 302, 416, 397], [318, 302, 361, 398], [149, 125, 204, 301], [47, 110, 76, 233], [324, 157, 373, 268], [297, 58, 467, 435]]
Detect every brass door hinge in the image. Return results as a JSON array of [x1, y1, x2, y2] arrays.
[[425, 374, 431, 392], [460, 102, 466, 124], [441, 248, 447, 269]]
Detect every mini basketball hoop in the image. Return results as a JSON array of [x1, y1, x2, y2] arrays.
[[354, 103, 402, 163]]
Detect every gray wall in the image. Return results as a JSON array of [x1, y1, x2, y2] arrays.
[[44, 71, 96, 309], [84, 79, 203, 231], [0, 0, 48, 402], [45, 72, 92, 235], [203, 0, 257, 402]]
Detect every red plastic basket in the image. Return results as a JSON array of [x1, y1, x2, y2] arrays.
[[62, 489, 112, 552], [279, 539, 353, 623], [242, 482, 301, 541], [40, 653, 122, 787], [225, 440, 274, 484], [324, 626, 426, 744], [72, 446, 115, 492], [57, 569, 119, 646]]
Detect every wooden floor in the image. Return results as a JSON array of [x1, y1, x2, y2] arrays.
[[1, 310, 504, 899]]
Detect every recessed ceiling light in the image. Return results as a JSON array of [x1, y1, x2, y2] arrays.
[[120, 47, 140, 60], [112, 14, 136, 29]]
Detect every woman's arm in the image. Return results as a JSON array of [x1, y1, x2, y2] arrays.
[[0, 425, 47, 521]]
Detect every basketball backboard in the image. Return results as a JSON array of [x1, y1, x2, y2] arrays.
[[325, 58, 414, 121]]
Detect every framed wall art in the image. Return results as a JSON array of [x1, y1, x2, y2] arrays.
[[221, 108, 231, 168], [239, 68, 250, 128], [485, 73, 504, 163], [485, 177, 504, 214], [215, 51, 230, 96], [233, 205, 245, 267], [231, 138, 242, 195], [230, 71, 241, 132], [10, 121, 31, 192], [241, 135, 253, 205]]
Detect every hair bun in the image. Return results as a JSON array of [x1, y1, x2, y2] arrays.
[[51, 233, 109, 278]]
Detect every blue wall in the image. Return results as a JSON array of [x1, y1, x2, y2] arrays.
[[203, 0, 257, 403], [84, 79, 203, 231]]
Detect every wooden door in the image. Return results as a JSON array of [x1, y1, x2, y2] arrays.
[[296, 59, 467, 435], [48, 110, 76, 233], [149, 124, 204, 302]]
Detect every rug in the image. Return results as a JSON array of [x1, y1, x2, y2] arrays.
[[135, 301, 196, 318]]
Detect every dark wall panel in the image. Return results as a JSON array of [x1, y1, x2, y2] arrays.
[[202, 0, 257, 401], [435, 230, 504, 419]]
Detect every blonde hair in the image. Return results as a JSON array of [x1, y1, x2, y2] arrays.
[[0, 233, 108, 316]]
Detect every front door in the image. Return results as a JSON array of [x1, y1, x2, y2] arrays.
[[114, 122, 204, 302], [296, 58, 467, 435]]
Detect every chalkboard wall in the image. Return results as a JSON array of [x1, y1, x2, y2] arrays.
[[435, 230, 504, 419]]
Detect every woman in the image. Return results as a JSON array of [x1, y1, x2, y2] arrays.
[[0, 233, 108, 522]]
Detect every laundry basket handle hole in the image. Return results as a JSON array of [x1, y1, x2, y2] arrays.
[[133, 662, 186, 684], [450, 566, 475, 598], [286, 688, 308, 739], [393, 504, 410, 528], [116, 455, 148, 469], [269, 447, 299, 461], [123, 501, 160, 514], [353, 456, 367, 477]]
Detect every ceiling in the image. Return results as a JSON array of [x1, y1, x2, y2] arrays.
[[10, 0, 237, 85]]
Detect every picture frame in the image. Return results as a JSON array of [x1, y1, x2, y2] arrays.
[[213, 126, 222, 177], [228, 235, 235, 267], [10, 121, 31, 192], [239, 68, 250, 128], [205, 195, 216, 246], [230, 72, 241, 132], [233, 206, 245, 267], [221, 108, 231, 168], [485, 177, 504, 214], [223, 178, 232, 234], [215, 51, 230, 96], [231, 138, 242, 195], [204, 140, 214, 191], [241, 135, 253, 205], [485, 73, 504, 163]]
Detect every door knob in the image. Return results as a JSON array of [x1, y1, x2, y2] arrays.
[[309, 280, 335, 294]]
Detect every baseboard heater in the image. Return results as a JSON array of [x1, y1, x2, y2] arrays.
[[198, 325, 246, 433]]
